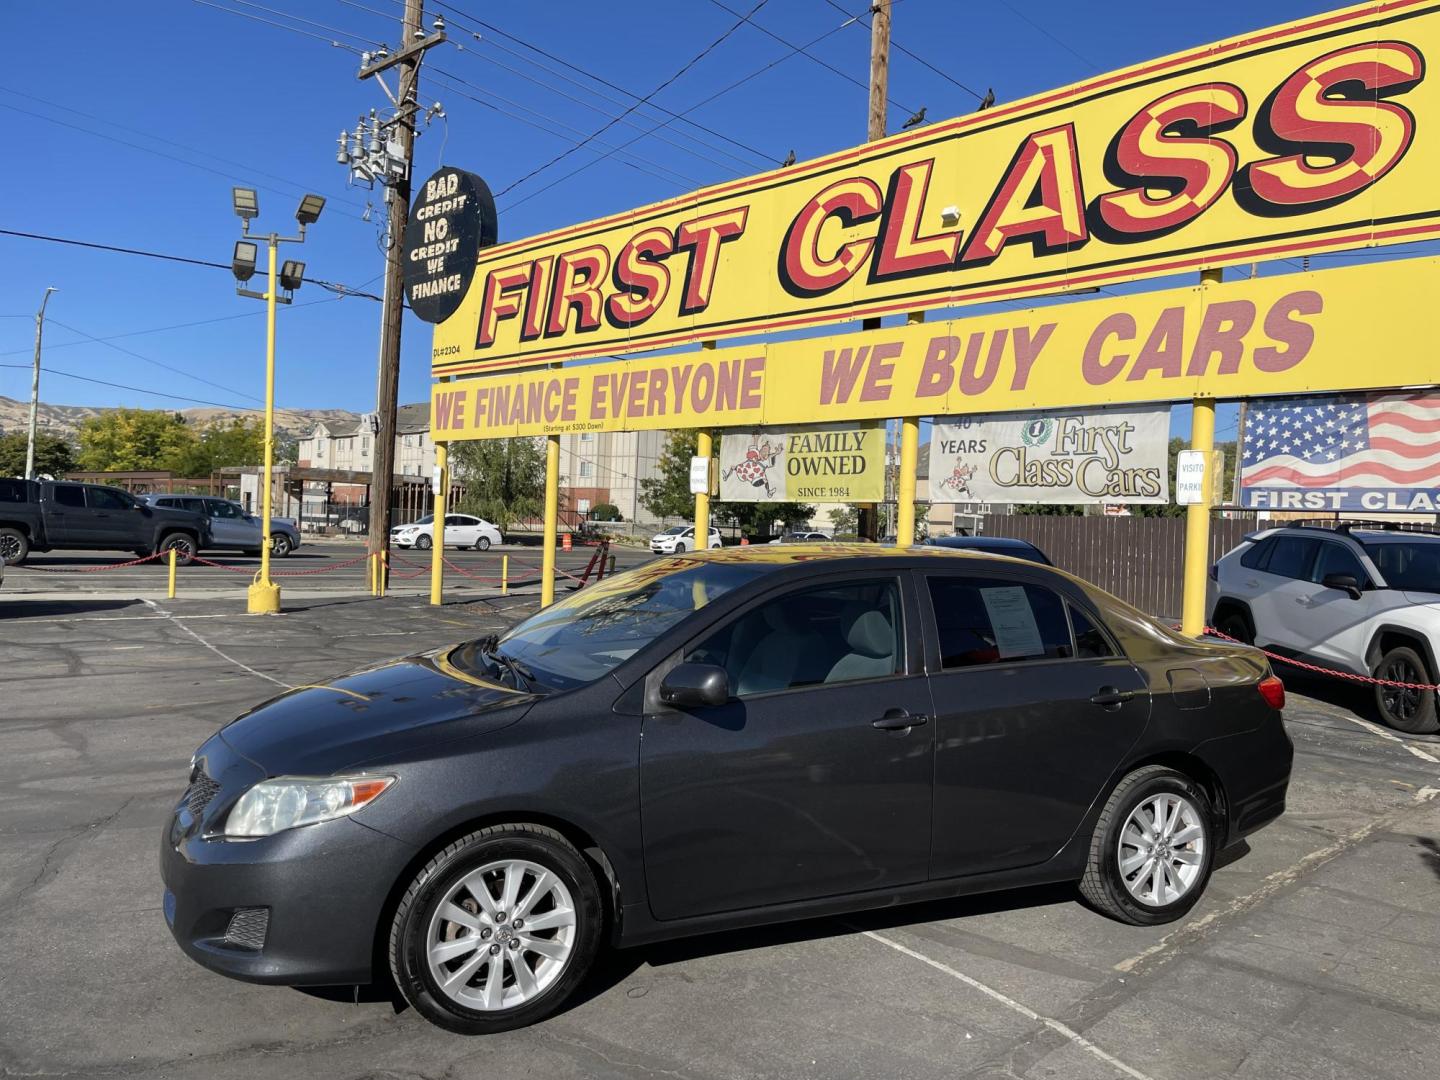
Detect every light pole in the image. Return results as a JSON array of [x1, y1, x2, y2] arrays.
[[24, 287, 57, 480], [230, 187, 325, 615]]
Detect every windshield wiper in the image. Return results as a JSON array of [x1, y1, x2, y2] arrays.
[[475, 635, 541, 692]]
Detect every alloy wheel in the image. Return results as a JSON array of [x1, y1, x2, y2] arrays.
[[1116, 793, 1206, 907], [426, 858, 577, 1012], [1381, 656, 1422, 721], [0, 534, 21, 562]]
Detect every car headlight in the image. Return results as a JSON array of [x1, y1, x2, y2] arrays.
[[223, 775, 395, 838]]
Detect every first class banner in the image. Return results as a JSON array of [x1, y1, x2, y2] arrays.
[[430, 257, 1440, 441], [433, 1, 1440, 376]]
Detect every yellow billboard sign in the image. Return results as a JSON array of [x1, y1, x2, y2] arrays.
[[431, 257, 1438, 441], [434, 1, 1440, 376], [718, 424, 885, 503]]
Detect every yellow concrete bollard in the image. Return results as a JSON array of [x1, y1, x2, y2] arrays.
[[167, 546, 177, 600], [501, 554, 509, 596]]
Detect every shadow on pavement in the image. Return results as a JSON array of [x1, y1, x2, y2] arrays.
[[0, 598, 147, 618]]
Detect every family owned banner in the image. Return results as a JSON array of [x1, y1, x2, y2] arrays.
[[718, 423, 885, 503], [930, 407, 1170, 505]]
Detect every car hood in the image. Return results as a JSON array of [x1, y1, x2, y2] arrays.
[[1402, 590, 1440, 606], [218, 648, 536, 775]]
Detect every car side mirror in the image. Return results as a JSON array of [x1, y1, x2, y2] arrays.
[[1321, 572, 1363, 600], [659, 663, 729, 709]]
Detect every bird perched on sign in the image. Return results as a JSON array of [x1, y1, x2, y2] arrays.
[[782, 149, 796, 166], [902, 106, 927, 129], [977, 88, 995, 111]]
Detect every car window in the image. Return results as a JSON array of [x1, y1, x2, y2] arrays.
[[1366, 542, 1440, 593], [210, 500, 242, 519], [444, 515, 465, 526], [686, 579, 902, 697], [1239, 537, 1273, 570], [180, 497, 207, 514], [1263, 536, 1319, 580], [0, 479, 30, 503], [88, 487, 132, 511], [53, 484, 85, 508], [1069, 603, 1116, 658], [927, 575, 1073, 668], [1311, 542, 1368, 586]]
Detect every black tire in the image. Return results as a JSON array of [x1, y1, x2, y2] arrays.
[[1079, 765, 1216, 926], [271, 534, 293, 558], [477, 536, 491, 551], [1216, 610, 1253, 645], [674, 541, 687, 553], [389, 824, 603, 1035], [0, 527, 30, 566], [1373, 646, 1439, 734], [159, 533, 197, 566], [416, 534, 433, 551]]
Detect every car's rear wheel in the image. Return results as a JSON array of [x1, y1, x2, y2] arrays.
[[1374, 646, 1439, 734], [271, 534, 293, 558], [477, 536, 491, 551], [159, 533, 196, 566], [389, 824, 603, 1035], [0, 527, 30, 565], [416, 534, 433, 550], [1079, 765, 1214, 925]]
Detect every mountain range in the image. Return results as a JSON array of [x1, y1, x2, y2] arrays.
[[0, 396, 358, 443]]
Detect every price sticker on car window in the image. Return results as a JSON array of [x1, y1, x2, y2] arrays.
[[980, 586, 1044, 659]]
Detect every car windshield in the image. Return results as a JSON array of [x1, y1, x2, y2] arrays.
[[408, 515, 433, 527], [662, 526, 687, 535], [451, 558, 772, 691], [1365, 540, 1440, 593]]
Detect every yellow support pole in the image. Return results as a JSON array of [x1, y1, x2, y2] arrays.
[[247, 238, 282, 615], [429, 439, 448, 606], [501, 553, 509, 595], [1181, 397, 1217, 636], [695, 339, 716, 547], [167, 546, 177, 599], [541, 434, 560, 608], [379, 549, 388, 599], [369, 551, 376, 596], [896, 417, 920, 546]]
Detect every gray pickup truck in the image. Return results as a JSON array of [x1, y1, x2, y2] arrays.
[[0, 478, 211, 565]]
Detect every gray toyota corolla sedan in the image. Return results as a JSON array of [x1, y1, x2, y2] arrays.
[[162, 545, 1292, 1034]]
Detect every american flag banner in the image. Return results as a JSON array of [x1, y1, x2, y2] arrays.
[[1240, 393, 1440, 514]]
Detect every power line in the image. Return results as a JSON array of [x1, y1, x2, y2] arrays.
[[498, 7, 865, 213], [187, 0, 365, 52], [422, 0, 779, 164], [821, 0, 985, 103], [226, 0, 383, 46], [994, 0, 1098, 71], [0, 362, 254, 410], [496, 0, 773, 197], [45, 318, 263, 404], [706, 0, 916, 116], [0, 229, 385, 301]]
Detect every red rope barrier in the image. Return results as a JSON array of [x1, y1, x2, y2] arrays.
[[1198, 625, 1440, 691]]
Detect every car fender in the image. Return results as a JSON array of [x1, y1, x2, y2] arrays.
[[1363, 619, 1440, 676]]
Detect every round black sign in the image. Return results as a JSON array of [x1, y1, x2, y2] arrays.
[[403, 166, 498, 324]]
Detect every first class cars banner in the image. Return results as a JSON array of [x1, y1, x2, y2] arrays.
[[433, 1, 1440, 375], [430, 257, 1440, 440]]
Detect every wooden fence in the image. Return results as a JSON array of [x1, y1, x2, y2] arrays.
[[980, 514, 1260, 618]]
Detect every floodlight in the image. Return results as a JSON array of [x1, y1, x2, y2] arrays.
[[233, 187, 260, 221], [296, 194, 326, 226], [279, 260, 306, 291], [233, 241, 258, 282]]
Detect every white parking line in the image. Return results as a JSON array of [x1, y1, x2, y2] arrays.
[[1334, 713, 1440, 764], [858, 929, 1156, 1080], [142, 600, 293, 690]]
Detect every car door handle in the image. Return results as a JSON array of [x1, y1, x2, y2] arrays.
[[1244, 579, 1260, 589], [871, 710, 929, 731], [1090, 687, 1135, 708]]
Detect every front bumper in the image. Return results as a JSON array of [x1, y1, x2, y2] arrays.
[[390, 534, 417, 548], [160, 743, 417, 986]]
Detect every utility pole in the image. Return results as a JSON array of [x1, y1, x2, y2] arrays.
[[858, 0, 891, 541], [347, 0, 445, 576], [24, 287, 57, 480]]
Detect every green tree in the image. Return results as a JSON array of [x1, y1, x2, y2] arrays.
[[0, 430, 75, 478], [641, 430, 812, 535], [168, 417, 267, 476], [828, 506, 859, 535], [450, 436, 547, 531], [76, 409, 199, 472], [589, 502, 622, 522]]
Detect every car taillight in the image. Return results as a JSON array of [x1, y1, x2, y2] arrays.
[[1257, 674, 1285, 710], [1208, 562, 1218, 582]]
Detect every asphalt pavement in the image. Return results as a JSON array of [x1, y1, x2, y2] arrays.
[[1, 590, 1438, 1079]]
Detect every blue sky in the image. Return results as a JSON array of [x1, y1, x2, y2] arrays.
[[1, 0, 1428, 445]]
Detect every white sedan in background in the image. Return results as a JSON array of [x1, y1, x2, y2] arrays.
[[649, 525, 723, 553], [390, 513, 502, 551]]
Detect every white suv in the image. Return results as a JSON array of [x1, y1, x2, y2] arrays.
[[1209, 524, 1440, 733], [649, 525, 723, 553]]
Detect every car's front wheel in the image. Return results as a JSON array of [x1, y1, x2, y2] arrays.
[[674, 541, 687, 553], [416, 534, 433, 550], [1374, 645, 1439, 734], [389, 824, 603, 1034], [1079, 765, 1214, 925]]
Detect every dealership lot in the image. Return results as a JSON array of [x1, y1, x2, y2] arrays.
[[1, 593, 1438, 1080]]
